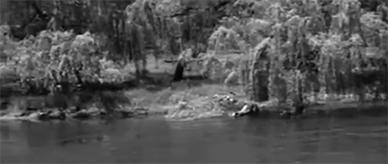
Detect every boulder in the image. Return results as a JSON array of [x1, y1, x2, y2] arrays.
[[48, 109, 66, 120], [37, 111, 50, 120], [115, 107, 149, 118], [214, 94, 244, 111], [71, 107, 107, 120], [118, 110, 133, 118], [19, 111, 33, 117], [232, 104, 260, 117], [71, 110, 91, 119], [133, 107, 149, 116]]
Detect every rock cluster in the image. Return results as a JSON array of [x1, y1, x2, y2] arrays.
[[1, 106, 148, 121]]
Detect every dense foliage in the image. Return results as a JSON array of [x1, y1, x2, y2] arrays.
[[205, 0, 388, 104], [1, 0, 387, 107]]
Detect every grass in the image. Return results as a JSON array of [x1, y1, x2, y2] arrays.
[[121, 83, 245, 117]]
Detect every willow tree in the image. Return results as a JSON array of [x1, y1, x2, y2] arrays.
[[302, 0, 388, 101], [206, 25, 250, 83], [248, 0, 324, 106], [250, 37, 272, 102], [123, 0, 148, 81]]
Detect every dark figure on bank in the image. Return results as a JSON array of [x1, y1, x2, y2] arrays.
[[172, 59, 185, 82]]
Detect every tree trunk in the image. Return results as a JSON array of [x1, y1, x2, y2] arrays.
[[250, 38, 271, 102]]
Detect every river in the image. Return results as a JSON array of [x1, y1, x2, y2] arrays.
[[1, 114, 387, 163]]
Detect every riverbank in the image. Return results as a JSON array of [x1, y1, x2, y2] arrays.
[[0, 83, 387, 122]]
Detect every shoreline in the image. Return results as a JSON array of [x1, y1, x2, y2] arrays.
[[1, 89, 386, 122], [256, 100, 388, 118], [1, 81, 387, 121]]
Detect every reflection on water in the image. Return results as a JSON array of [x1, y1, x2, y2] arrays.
[[1, 115, 387, 163]]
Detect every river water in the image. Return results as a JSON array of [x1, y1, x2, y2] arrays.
[[1, 114, 387, 163]]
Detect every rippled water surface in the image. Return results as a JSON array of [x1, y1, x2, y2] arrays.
[[1, 114, 387, 163]]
